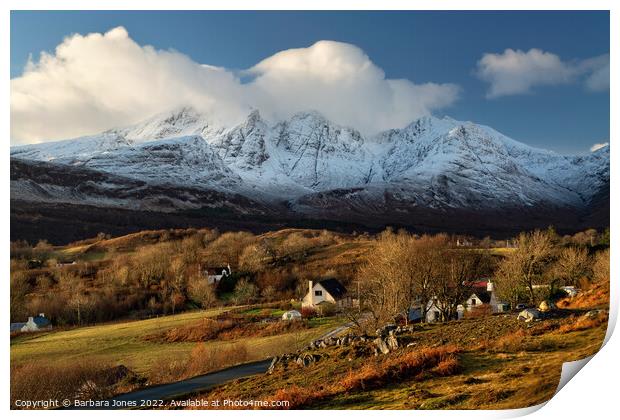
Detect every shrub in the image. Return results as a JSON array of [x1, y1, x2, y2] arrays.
[[11, 358, 122, 408], [183, 342, 250, 379], [464, 304, 492, 319], [494, 330, 528, 353], [558, 312, 608, 333], [300, 306, 317, 318], [339, 345, 461, 392], [188, 276, 218, 309]]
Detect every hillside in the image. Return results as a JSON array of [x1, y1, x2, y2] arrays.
[[193, 305, 608, 409]]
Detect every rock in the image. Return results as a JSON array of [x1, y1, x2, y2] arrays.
[[267, 356, 279, 374], [585, 309, 607, 318], [373, 337, 391, 354], [538, 300, 556, 312], [518, 308, 542, 322], [376, 324, 398, 337], [386, 334, 399, 350]]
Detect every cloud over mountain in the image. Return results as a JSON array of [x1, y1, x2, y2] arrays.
[[476, 48, 609, 98], [10, 27, 459, 144]]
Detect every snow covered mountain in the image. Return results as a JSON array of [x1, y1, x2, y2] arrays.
[[11, 106, 609, 230]]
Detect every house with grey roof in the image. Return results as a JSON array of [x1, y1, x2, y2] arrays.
[[10, 313, 52, 333], [302, 279, 352, 309]]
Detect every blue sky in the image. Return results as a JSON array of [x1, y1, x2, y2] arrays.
[[10, 11, 609, 153]]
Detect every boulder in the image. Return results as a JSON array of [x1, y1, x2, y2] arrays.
[[376, 324, 398, 337], [386, 334, 399, 350], [585, 309, 607, 319], [538, 300, 556, 312], [518, 308, 542, 322], [267, 356, 279, 374], [373, 337, 391, 354]]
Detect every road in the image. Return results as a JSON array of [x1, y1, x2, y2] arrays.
[[83, 318, 361, 409], [72, 359, 272, 409]]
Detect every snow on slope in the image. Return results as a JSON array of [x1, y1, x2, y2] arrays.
[[84, 135, 241, 189], [10, 132, 133, 164], [10, 106, 609, 211], [111, 106, 226, 142]]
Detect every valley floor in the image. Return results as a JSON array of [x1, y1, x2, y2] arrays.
[[10, 305, 341, 407]]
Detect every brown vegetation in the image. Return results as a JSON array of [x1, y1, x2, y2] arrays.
[[151, 342, 250, 384], [10, 227, 360, 326], [11, 358, 143, 409], [145, 315, 310, 344]]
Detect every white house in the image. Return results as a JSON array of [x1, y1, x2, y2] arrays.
[[422, 281, 508, 323], [464, 281, 508, 314], [302, 279, 351, 309], [203, 264, 232, 285], [10, 313, 51, 333], [425, 298, 445, 323]]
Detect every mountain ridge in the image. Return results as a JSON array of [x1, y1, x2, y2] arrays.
[[10, 106, 609, 242]]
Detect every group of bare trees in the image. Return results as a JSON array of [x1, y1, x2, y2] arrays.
[[357, 230, 488, 326], [357, 228, 610, 327], [494, 229, 608, 307]]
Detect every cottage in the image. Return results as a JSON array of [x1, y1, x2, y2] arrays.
[[421, 281, 508, 323], [203, 264, 232, 285], [11, 313, 52, 333], [465, 281, 508, 314], [302, 279, 351, 309], [425, 298, 444, 323]]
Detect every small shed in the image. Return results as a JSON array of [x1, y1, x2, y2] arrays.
[[282, 310, 302, 321]]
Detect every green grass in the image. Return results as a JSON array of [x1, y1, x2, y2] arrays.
[[11, 309, 227, 374], [10, 308, 341, 377]]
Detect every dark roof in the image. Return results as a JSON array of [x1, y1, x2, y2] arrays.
[[206, 267, 230, 274], [471, 289, 491, 304], [317, 278, 347, 299], [32, 316, 51, 327], [10, 323, 25, 332]]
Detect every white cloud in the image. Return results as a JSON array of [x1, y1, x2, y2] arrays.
[[10, 28, 460, 144], [476, 48, 609, 98], [590, 142, 609, 152], [580, 54, 610, 92]]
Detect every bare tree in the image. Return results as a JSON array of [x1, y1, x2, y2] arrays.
[[239, 242, 273, 272], [494, 256, 526, 308], [356, 230, 412, 326], [592, 249, 610, 284], [187, 276, 218, 308], [494, 230, 554, 305], [434, 250, 486, 321], [551, 246, 591, 289], [356, 231, 449, 326]]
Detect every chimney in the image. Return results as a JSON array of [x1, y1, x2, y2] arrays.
[[28, 317, 33, 323], [487, 281, 495, 292], [308, 280, 313, 303]]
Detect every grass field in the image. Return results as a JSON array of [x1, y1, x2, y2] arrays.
[[10, 307, 340, 376]]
